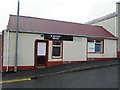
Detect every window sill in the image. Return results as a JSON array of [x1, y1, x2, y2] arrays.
[[52, 56, 62, 59], [88, 52, 104, 54]]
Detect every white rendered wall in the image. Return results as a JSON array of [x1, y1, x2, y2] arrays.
[[4, 31, 116, 67], [3, 31, 9, 66], [8, 32, 44, 66], [63, 37, 87, 61], [48, 37, 87, 62]]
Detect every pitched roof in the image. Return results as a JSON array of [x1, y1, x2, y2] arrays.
[[7, 15, 116, 39]]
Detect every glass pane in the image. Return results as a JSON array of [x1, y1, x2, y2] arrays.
[[37, 43, 46, 56], [95, 44, 101, 52], [53, 47, 61, 56], [88, 42, 95, 52]]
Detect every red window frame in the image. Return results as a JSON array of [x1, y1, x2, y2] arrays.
[[87, 39, 104, 54]]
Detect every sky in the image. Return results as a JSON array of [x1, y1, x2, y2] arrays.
[[0, 0, 120, 32]]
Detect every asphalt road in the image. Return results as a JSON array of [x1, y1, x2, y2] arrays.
[[2, 65, 118, 88]]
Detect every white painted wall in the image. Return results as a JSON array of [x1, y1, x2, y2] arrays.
[[48, 37, 87, 62], [3, 31, 9, 66], [7, 32, 44, 66], [88, 39, 117, 58], [4, 32, 87, 67], [3, 31, 116, 67], [92, 17, 117, 37], [63, 37, 87, 61]]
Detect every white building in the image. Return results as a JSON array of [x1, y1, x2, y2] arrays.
[[1, 15, 117, 72]]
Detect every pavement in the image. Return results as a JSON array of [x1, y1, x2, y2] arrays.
[[2, 59, 119, 81]]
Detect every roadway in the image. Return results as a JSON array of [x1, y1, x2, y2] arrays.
[[2, 64, 118, 88]]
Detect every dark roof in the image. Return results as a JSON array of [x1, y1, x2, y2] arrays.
[[7, 15, 116, 39]]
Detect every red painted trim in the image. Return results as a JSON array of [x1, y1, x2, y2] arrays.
[[102, 39, 104, 54], [118, 52, 120, 59], [34, 40, 37, 68], [63, 60, 86, 63], [52, 40, 63, 59], [88, 58, 116, 61], [86, 38, 88, 61], [2, 66, 34, 71], [87, 39, 104, 54], [117, 38, 120, 59], [1, 31, 4, 72], [45, 40, 48, 66], [2, 57, 116, 71], [116, 40, 119, 59], [47, 61, 63, 67], [34, 40, 48, 68], [88, 38, 104, 41], [62, 40, 63, 61], [46, 40, 49, 67], [88, 52, 103, 54]]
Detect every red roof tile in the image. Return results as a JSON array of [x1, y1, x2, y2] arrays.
[[7, 15, 115, 38]]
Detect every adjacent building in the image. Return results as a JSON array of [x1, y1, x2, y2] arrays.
[[86, 2, 120, 59]]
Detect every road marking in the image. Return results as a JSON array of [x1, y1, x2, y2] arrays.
[[0, 78, 31, 84]]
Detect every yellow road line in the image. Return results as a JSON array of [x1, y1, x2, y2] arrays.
[[0, 78, 31, 84]]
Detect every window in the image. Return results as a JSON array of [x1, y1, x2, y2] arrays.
[[88, 40, 103, 53], [52, 41, 62, 58], [95, 41, 102, 52]]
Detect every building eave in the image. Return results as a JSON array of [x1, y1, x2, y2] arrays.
[[6, 29, 117, 40]]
